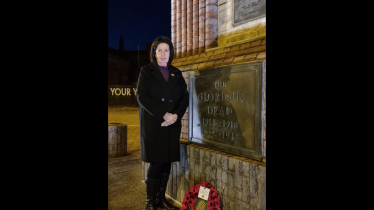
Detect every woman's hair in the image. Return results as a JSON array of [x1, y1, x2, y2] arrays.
[[150, 36, 174, 66]]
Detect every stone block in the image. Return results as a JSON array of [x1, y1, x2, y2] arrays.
[[210, 152, 216, 166], [210, 165, 217, 181], [194, 160, 200, 182], [222, 155, 228, 172], [216, 167, 222, 192], [235, 198, 242, 210], [204, 164, 211, 180], [258, 183, 266, 210], [235, 190, 242, 202], [216, 153, 222, 167], [241, 200, 250, 210], [189, 146, 195, 169], [199, 149, 204, 173], [235, 158, 243, 190], [258, 165, 266, 183], [250, 164, 258, 196], [228, 172, 235, 198], [242, 160, 250, 177], [249, 195, 257, 210], [194, 146, 200, 160], [242, 177, 250, 203], [203, 149, 210, 164], [200, 174, 206, 183], [229, 199, 235, 210], [221, 166, 228, 184], [221, 183, 228, 197], [228, 156, 235, 172]]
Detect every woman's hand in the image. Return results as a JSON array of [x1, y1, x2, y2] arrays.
[[161, 113, 178, 127]]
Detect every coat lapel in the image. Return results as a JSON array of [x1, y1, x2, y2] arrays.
[[150, 63, 172, 98], [167, 65, 180, 91]]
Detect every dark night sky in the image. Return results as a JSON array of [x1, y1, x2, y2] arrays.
[[108, 0, 171, 51]]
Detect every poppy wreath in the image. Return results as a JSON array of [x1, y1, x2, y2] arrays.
[[181, 181, 221, 210]]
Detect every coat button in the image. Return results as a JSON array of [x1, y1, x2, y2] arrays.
[[162, 98, 164, 101]]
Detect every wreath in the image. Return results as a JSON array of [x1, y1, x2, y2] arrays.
[[181, 181, 221, 210]]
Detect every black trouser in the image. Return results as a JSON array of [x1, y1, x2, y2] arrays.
[[147, 162, 172, 179]]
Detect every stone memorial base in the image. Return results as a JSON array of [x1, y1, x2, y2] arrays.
[[108, 123, 127, 158]]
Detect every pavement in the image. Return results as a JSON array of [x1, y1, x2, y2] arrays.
[[108, 107, 182, 210]]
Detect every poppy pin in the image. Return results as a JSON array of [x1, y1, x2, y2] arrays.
[[171, 74, 174, 76]]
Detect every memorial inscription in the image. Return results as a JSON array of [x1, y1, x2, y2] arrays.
[[233, 0, 266, 26], [189, 62, 264, 161]]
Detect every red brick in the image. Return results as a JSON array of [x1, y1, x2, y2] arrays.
[[205, 4, 217, 12], [199, 41, 205, 48], [256, 51, 266, 60], [205, 31, 217, 40], [193, 0, 198, 4], [199, 0, 205, 8], [243, 53, 257, 62], [205, 11, 218, 18], [199, 28, 205, 35], [223, 57, 234, 65]]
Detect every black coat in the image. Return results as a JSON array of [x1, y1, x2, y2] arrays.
[[137, 62, 189, 163]]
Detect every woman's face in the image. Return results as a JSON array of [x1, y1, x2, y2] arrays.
[[155, 43, 170, 67]]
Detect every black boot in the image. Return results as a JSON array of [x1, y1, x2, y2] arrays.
[[156, 173, 179, 210], [145, 177, 159, 210]]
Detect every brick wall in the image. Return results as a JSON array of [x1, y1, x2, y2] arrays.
[[142, 143, 266, 210]]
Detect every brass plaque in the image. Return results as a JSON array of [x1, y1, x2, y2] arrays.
[[233, 0, 266, 26], [188, 62, 264, 161]]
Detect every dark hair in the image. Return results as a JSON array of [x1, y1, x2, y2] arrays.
[[150, 36, 174, 66]]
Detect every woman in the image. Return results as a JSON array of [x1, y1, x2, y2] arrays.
[[137, 36, 189, 210]]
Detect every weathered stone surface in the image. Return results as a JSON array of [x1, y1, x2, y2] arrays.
[[221, 166, 228, 184], [221, 183, 228, 197], [242, 177, 250, 203], [216, 167, 222, 193], [194, 147, 200, 160], [199, 149, 204, 173], [210, 165, 217, 181], [241, 200, 250, 210], [189, 146, 195, 169], [258, 165, 266, 183], [258, 183, 266, 210], [210, 152, 216, 166], [249, 195, 257, 210], [242, 160, 250, 177], [250, 164, 258, 196], [228, 156, 235, 172], [222, 155, 228, 172], [200, 174, 206, 183], [216, 153, 222, 167], [194, 160, 200, 183], [204, 164, 211, 180], [228, 172, 235, 198], [235, 158, 243, 190], [203, 149, 210, 164]]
